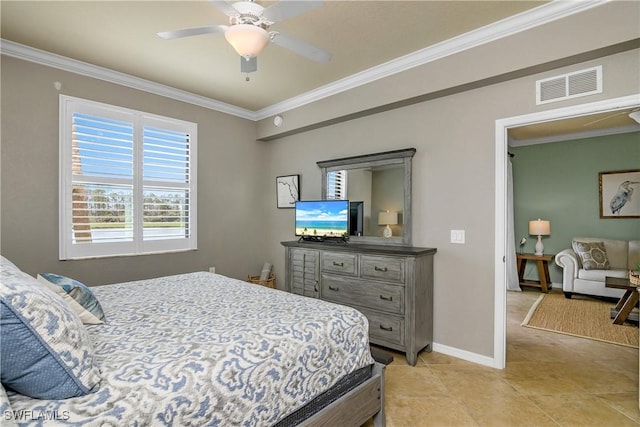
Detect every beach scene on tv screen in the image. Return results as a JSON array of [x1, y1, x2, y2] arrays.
[[296, 201, 348, 237]]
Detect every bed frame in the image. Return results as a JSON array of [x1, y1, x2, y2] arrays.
[[299, 362, 386, 427]]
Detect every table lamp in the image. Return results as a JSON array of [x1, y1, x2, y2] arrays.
[[528, 219, 550, 256], [378, 211, 398, 238]]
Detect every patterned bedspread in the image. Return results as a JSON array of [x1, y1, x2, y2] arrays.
[[6, 272, 375, 426]]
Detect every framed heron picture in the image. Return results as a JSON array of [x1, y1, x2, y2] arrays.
[[599, 169, 640, 218], [276, 174, 300, 208]]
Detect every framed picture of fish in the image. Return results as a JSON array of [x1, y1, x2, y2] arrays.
[[599, 169, 640, 218]]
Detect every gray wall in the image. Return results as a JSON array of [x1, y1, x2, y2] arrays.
[[262, 48, 640, 358], [258, 1, 640, 359], [1, 56, 268, 285], [512, 132, 640, 284]]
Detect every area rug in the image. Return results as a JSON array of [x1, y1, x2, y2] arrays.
[[521, 292, 638, 348]]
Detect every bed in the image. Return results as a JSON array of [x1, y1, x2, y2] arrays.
[[0, 256, 385, 426]]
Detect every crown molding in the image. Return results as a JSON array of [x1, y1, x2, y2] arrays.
[[255, 0, 606, 120], [0, 0, 606, 121], [0, 39, 257, 120]]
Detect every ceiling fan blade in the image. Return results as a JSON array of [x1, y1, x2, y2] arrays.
[[208, 0, 239, 17], [263, 0, 323, 23], [157, 25, 227, 40], [271, 31, 331, 63]]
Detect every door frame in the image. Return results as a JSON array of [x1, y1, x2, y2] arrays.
[[493, 94, 640, 369]]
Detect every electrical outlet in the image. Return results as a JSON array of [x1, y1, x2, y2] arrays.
[[450, 230, 465, 244], [208, 267, 215, 274]]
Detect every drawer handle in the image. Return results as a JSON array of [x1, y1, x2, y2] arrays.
[[328, 285, 340, 292], [374, 266, 388, 272], [379, 325, 393, 332], [332, 261, 344, 267], [379, 295, 393, 301]]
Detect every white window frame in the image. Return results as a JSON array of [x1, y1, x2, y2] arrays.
[[59, 95, 197, 260]]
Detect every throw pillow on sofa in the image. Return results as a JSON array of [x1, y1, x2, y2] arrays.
[[572, 240, 611, 270]]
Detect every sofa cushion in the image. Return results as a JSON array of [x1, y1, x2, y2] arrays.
[[572, 240, 611, 270], [573, 237, 629, 269], [578, 268, 628, 282]]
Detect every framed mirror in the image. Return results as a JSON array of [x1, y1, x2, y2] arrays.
[[318, 148, 415, 246]]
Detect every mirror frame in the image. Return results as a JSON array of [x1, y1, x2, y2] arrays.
[[318, 148, 416, 246]]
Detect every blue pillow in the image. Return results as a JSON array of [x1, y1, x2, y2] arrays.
[[0, 257, 101, 399], [37, 273, 106, 325]]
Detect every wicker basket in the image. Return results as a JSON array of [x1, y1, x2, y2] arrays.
[[630, 272, 640, 287], [247, 273, 276, 288]]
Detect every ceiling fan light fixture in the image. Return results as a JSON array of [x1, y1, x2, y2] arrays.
[[225, 24, 270, 60]]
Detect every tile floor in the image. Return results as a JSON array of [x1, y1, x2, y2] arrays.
[[369, 289, 639, 427]]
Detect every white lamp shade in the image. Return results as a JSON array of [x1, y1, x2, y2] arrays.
[[378, 211, 398, 225], [225, 24, 270, 59], [528, 219, 550, 236]]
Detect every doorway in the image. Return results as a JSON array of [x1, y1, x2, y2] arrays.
[[493, 94, 640, 369]]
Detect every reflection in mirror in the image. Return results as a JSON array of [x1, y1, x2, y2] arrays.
[[318, 148, 415, 246], [328, 166, 404, 237]]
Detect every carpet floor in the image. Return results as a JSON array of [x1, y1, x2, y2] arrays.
[[522, 291, 639, 348]]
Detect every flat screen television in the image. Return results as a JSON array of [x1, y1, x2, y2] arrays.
[[295, 200, 349, 241]]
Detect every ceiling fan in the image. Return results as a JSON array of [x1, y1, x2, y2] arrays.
[[157, 0, 332, 74]]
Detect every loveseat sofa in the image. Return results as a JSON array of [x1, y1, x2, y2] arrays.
[[555, 237, 640, 299]]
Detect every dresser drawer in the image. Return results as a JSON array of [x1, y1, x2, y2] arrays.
[[359, 308, 404, 347], [321, 252, 357, 276], [321, 276, 404, 314], [290, 275, 318, 297], [289, 248, 319, 298], [361, 255, 405, 283]]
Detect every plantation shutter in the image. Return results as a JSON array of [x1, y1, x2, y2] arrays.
[[141, 124, 192, 245], [71, 112, 134, 246], [60, 95, 197, 260]]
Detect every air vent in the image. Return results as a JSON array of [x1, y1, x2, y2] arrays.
[[536, 66, 602, 105]]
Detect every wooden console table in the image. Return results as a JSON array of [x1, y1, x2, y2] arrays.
[[516, 253, 554, 293]]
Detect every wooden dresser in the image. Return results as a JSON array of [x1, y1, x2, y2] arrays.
[[282, 241, 436, 365]]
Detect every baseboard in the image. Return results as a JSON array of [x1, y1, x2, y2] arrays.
[[431, 342, 497, 369], [431, 281, 564, 369]]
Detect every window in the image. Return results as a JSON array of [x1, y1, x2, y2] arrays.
[[59, 95, 197, 260], [326, 170, 347, 199]]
